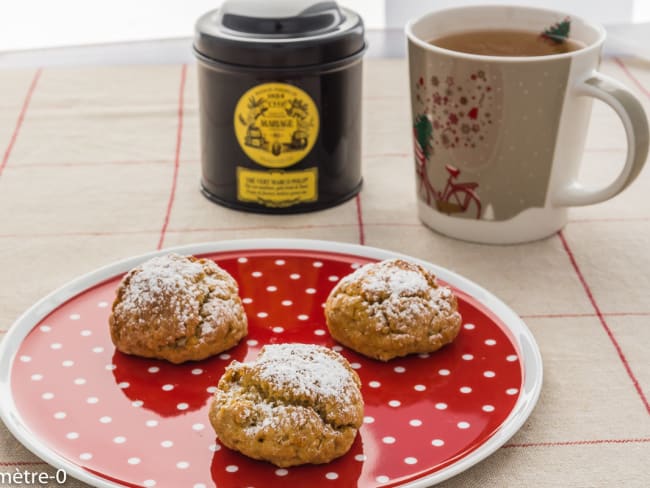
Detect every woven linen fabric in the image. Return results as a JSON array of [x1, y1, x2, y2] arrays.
[[0, 58, 648, 487]]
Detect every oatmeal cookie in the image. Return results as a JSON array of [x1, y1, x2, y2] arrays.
[[325, 258, 461, 361], [209, 343, 363, 467], [109, 253, 247, 363]]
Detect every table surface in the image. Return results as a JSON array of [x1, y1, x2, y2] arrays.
[[0, 57, 648, 487]]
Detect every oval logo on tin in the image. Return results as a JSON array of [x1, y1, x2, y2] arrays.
[[234, 82, 320, 168]]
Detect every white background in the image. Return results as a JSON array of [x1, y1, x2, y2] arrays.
[[0, 0, 649, 52]]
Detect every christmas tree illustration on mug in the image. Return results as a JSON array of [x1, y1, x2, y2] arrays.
[[413, 113, 482, 219]]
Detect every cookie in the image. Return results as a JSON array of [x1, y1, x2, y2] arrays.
[[325, 258, 461, 361], [209, 343, 363, 467], [109, 253, 247, 363]]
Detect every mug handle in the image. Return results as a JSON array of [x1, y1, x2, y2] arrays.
[[553, 71, 649, 207]]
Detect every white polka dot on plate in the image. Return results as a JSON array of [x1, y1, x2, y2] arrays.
[[247, 339, 259, 346], [105, 364, 116, 371], [484, 370, 496, 378], [332, 345, 343, 352], [176, 461, 190, 469], [206, 386, 217, 394], [314, 329, 326, 336], [219, 353, 231, 360], [376, 475, 389, 483], [409, 419, 422, 427], [53, 412, 66, 420], [69, 314, 80, 321], [272, 326, 284, 333], [354, 454, 367, 462], [394, 366, 406, 373], [131, 400, 143, 407], [435, 402, 447, 410], [192, 423, 205, 431], [257, 312, 268, 318], [161, 440, 173, 448], [177, 403, 189, 411], [328, 275, 339, 282], [237, 257, 248, 263], [482, 405, 495, 412], [79, 453, 93, 461], [161, 384, 174, 391], [266, 286, 277, 292], [404, 457, 418, 465], [326, 472, 339, 480], [313, 261, 323, 268], [275, 469, 288, 477], [275, 259, 285, 266], [146, 420, 158, 427], [350, 362, 361, 369], [432, 439, 445, 447], [414, 384, 426, 392], [460, 386, 472, 394], [143, 481, 156, 488], [457, 421, 470, 429], [298, 314, 309, 321], [225, 465, 239, 473], [462, 354, 474, 360], [128, 457, 141, 465], [418, 353, 430, 359], [242, 298, 253, 304], [66, 432, 79, 440], [281, 300, 293, 306], [290, 273, 300, 280], [40, 325, 51, 332], [382, 436, 395, 444], [251, 271, 262, 278], [208, 443, 220, 452], [368, 381, 381, 388], [99, 416, 112, 424], [464, 323, 476, 330], [485, 339, 497, 346], [97, 301, 108, 308], [506, 354, 518, 362], [113, 436, 126, 444], [363, 416, 374, 424], [438, 369, 450, 376], [305, 288, 316, 294], [118, 382, 129, 389], [506, 388, 519, 395], [388, 400, 401, 407], [192, 368, 203, 375]]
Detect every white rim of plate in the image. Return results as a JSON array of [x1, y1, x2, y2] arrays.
[[0, 238, 543, 488]]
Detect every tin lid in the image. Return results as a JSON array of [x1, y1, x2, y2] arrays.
[[194, 0, 366, 68]]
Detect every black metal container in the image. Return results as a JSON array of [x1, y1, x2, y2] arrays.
[[194, 0, 366, 213]]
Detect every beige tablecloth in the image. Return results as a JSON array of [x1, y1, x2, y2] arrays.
[[0, 57, 648, 487]]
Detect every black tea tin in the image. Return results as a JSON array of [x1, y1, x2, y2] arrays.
[[194, 0, 366, 213]]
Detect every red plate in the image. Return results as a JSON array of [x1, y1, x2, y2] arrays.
[[0, 240, 542, 488]]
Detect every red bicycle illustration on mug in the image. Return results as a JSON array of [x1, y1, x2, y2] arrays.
[[414, 129, 482, 219]]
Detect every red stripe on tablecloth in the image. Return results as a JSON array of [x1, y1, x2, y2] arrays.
[[504, 438, 650, 449], [355, 193, 366, 245], [0, 69, 41, 178], [157, 64, 187, 250], [558, 231, 649, 414], [614, 57, 650, 99]]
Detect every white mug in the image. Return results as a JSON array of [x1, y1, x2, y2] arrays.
[[406, 6, 649, 244]]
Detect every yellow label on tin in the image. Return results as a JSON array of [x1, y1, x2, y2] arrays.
[[234, 82, 319, 169], [237, 167, 318, 207]]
